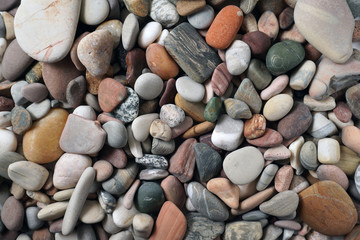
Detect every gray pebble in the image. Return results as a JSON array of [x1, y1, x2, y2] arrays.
[[263, 224, 283, 240], [102, 162, 138, 195], [26, 206, 44, 230], [159, 104, 185, 128], [299, 141, 318, 170], [150, 0, 179, 28], [151, 138, 175, 155], [103, 121, 128, 148], [139, 169, 169, 180], [256, 164, 279, 191], [184, 212, 225, 240], [242, 210, 269, 221], [187, 5, 214, 30], [259, 191, 299, 217], [11, 80, 29, 106], [85, 93, 101, 112], [26, 99, 51, 120], [102, 213, 122, 234], [16, 234, 31, 240], [98, 190, 117, 214], [66, 75, 86, 108], [77, 224, 96, 240], [122, 13, 139, 51]]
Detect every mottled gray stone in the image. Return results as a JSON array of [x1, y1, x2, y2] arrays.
[[223, 221, 262, 240], [150, 0, 179, 28], [26, 99, 51, 120], [256, 164, 279, 191], [98, 190, 117, 214], [259, 191, 299, 217], [102, 162, 138, 195], [112, 87, 139, 123], [234, 78, 262, 114], [151, 138, 175, 155], [135, 154, 168, 169], [262, 224, 283, 240], [139, 169, 169, 180], [299, 141, 318, 170], [184, 212, 225, 240], [11, 80, 29, 106], [242, 210, 269, 221], [194, 143, 222, 182]]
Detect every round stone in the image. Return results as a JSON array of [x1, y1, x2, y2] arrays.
[[0, 129, 17, 154], [299, 141, 318, 170], [102, 121, 128, 148], [175, 76, 205, 103], [160, 104, 185, 128], [187, 5, 215, 29], [316, 165, 349, 190], [134, 73, 163, 100], [263, 94, 294, 121], [138, 21, 162, 49], [80, 0, 109, 25], [21, 83, 48, 103], [135, 182, 165, 214], [223, 146, 264, 185], [225, 40, 251, 75], [93, 160, 113, 182]]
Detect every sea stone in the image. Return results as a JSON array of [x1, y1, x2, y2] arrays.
[[298, 181, 357, 236], [134, 73, 164, 100], [342, 126, 360, 155], [150, 0, 179, 28], [14, 0, 81, 62], [98, 78, 127, 113], [1, 196, 24, 231], [194, 143, 222, 182], [263, 94, 294, 121], [124, 0, 150, 17], [174, 94, 206, 122], [176, 76, 205, 102], [244, 114, 266, 139], [259, 190, 299, 217], [224, 98, 252, 120], [102, 162, 138, 195], [135, 182, 165, 213], [184, 212, 224, 240], [234, 78, 262, 114], [316, 165, 349, 190], [225, 40, 251, 76], [246, 128, 283, 148], [11, 106, 32, 135], [294, 0, 354, 63], [289, 60, 316, 91], [334, 102, 352, 123], [207, 177, 240, 209], [258, 10, 279, 40], [346, 83, 360, 120], [112, 87, 139, 123], [23, 108, 68, 164], [223, 221, 262, 240]]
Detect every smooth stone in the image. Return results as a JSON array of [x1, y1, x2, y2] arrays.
[[263, 94, 294, 121], [160, 175, 186, 209], [62, 167, 96, 235], [26, 99, 51, 121], [14, 0, 81, 62], [294, 0, 354, 63], [112, 196, 139, 228], [127, 124, 143, 158], [124, 48, 145, 87], [174, 94, 206, 122], [77, 224, 96, 240], [122, 13, 139, 51], [225, 40, 251, 75], [234, 78, 262, 114], [96, 20, 122, 49], [171, 116, 193, 138], [300, 141, 318, 170], [26, 190, 50, 204], [256, 164, 279, 191], [0, 129, 17, 154], [164, 22, 221, 83], [53, 189, 74, 202], [150, 0, 179, 28], [244, 114, 266, 140], [109, 230, 133, 240], [11, 106, 32, 135], [102, 162, 138, 195], [37, 202, 68, 221], [79, 200, 105, 224], [135, 182, 165, 213], [316, 165, 349, 190], [1, 196, 24, 231], [277, 102, 312, 140], [266, 40, 305, 76], [0, 96, 14, 111], [102, 213, 122, 234], [204, 97, 222, 122], [133, 213, 154, 238], [342, 126, 360, 154], [11, 80, 28, 106], [289, 60, 316, 90], [99, 146, 127, 169], [139, 168, 168, 180], [211, 114, 244, 151], [2, 39, 34, 81], [8, 161, 49, 191], [184, 212, 224, 240], [151, 138, 175, 155], [346, 83, 360, 120], [224, 98, 252, 120], [72, 105, 96, 120], [98, 190, 116, 214], [194, 143, 222, 182], [308, 113, 337, 139], [160, 104, 185, 128], [247, 128, 283, 148], [242, 211, 269, 221], [112, 87, 139, 123], [16, 234, 31, 240], [0, 152, 24, 179], [279, 7, 294, 29], [138, 21, 162, 49], [258, 10, 279, 40], [53, 153, 92, 190], [223, 146, 264, 185], [334, 102, 352, 123], [123, 0, 150, 17], [289, 136, 305, 175], [134, 73, 163, 100], [135, 154, 168, 169], [102, 121, 127, 148], [211, 62, 232, 97], [304, 95, 336, 112], [298, 181, 357, 236], [263, 224, 283, 240], [65, 76, 86, 108], [241, 13, 258, 32], [85, 93, 101, 113], [21, 83, 48, 103], [176, 76, 205, 103], [336, 146, 360, 176], [246, 59, 272, 90], [317, 138, 340, 164], [275, 165, 293, 192], [0, 111, 11, 128], [26, 207, 43, 230], [80, 0, 109, 25], [187, 182, 229, 221], [132, 114, 159, 142], [260, 190, 299, 217], [176, 0, 205, 16], [207, 177, 240, 209], [223, 221, 262, 240], [264, 144, 291, 161], [149, 119, 172, 141], [187, 5, 214, 29]]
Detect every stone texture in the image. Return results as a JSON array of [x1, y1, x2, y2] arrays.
[[224, 98, 252, 120], [112, 87, 139, 123], [124, 0, 150, 17], [1, 196, 24, 231], [102, 162, 138, 195], [234, 78, 262, 114], [98, 78, 127, 112], [223, 221, 262, 240], [259, 191, 299, 217], [334, 102, 352, 123], [174, 94, 205, 122], [11, 106, 32, 135], [263, 94, 293, 121], [244, 114, 266, 139], [126, 48, 147, 87], [150, 0, 179, 28], [246, 128, 283, 147], [316, 165, 349, 190], [258, 10, 279, 40], [207, 177, 240, 209], [184, 212, 224, 240]]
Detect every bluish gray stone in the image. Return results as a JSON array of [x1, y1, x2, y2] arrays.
[[98, 190, 117, 214], [194, 143, 222, 182], [102, 162, 138, 195], [26, 207, 43, 230], [102, 121, 128, 148]]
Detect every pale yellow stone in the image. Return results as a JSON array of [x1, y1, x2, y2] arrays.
[[317, 138, 340, 164], [263, 94, 293, 121]]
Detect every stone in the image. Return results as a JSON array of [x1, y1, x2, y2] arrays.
[[123, 0, 150, 17], [247, 128, 283, 148], [112, 87, 139, 123], [73, 105, 96, 120], [146, 43, 179, 80], [279, 7, 294, 29], [8, 161, 49, 191], [97, 78, 126, 112], [125, 48, 146, 87], [242, 32, 271, 57], [1, 196, 24, 231], [194, 143, 222, 182], [80, 0, 109, 25], [171, 116, 193, 138], [256, 164, 279, 191], [0, 96, 14, 111], [224, 98, 252, 120], [223, 221, 262, 240], [37, 202, 68, 221], [0, 152, 24, 180], [160, 175, 186, 209], [258, 10, 279, 40], [176, 76, 205, 102], [289, 136, 305, 175], [0, 129, 17, 154], [263, 94, 294, 121], [60, 114, 106, 155], [62, 167, 96, 235], [187, 5, 214, 29], [184, 212, 224, 240], [151, 138, 175, 155], [164, 23, 221, 83], [2, 39, 34, 81], [11, 80, 28, 106], [135, 182, 165, 213], [211, 114, 244, 151], [304, 95, 336, 112], [294, 0, 354, 63], [175, 94, 206, 122], [122, 13, 139, 51], [336, 146, 360, 176], [334, 102, 352, 123], [0, 111, 11, 128], [53, 189, 74, 202], [308, 113, 337, 139], [176, 0, 205, 16], [204, 97, 222, 122], [298, 181, 357, 236], [223, 146, 264, 185], [206, 5, 243, 49], [289, 60, 316, 91], [149, 201, 186, 240], [53, 153, 92, 189], [10, 106, 32, 135], [246, 59, 272, 91], [263, 224, 283, 240], [103, 121, 128, 148], [99, 146, 127, 169], [138, 21, 162, 49], [264, 144, 291, 161], [346, 83, 360, 120], [207, 177, 240, 209], [316, 165, 349, 190], [342, 126, 360, 154], [225, 40, 251, 75], [136, 154, 168, 169], [132, 213, 154, 238], [102, 162, 138, 195], [132, 114, 159, 142], [211, 63, 232, 97], [14, 0, 81, 62], [112, 198, 139, 229], [134, 73, 163, 100], [127, 124, 143, 158], [317, 138, 340, 164], [98, 190, 116, 214], [21, 83, 48, 103], [70, 32, 88, 71], [187, 182, 229, 221], [96, 20, 122, 49], [234, 78, 262, 114], [277, 102, 312, 140], [149, 119, 172, 142], [260, 191, 299, 217], [300, 141, 318, 170], [182, 121, 215, 138], [150, 0, 179, 28], [80, 201, 105, 224], [244, 114, 266, 140], [266, 40, 305, 76], [274, 165, 293, 192]]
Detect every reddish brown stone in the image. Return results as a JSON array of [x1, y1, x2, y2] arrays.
[[211, 62, 232, 96], [139, 99, 158, 115], [1, 196, 24, 231], [49, 218, 63, 233], [70, 32, 89, 71], [99, 145, 127, 169], [85, 66, 113, 95], [345, 224, 360, 240], [161, 175, 186, 209], [246, 128, 283, 147], [159, 78, 177, 107], [304, 43, 322, 63], [97, 113, 123, 124], [169, 138, 197, 183], [279, 7, 294, 29], [353, 20, 360, 42], [21, 83, 48, 103], [98, 78, 127, 112], [275, 165, 293, 192], [0, 96, 14, 111], [334, 101, 352, 123], [242, 31, 271, 56], [126, 48, 147, 87], [33, 228, 54, 240], [244, 114, 266, 140]]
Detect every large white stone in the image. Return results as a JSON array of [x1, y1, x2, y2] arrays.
[[138, 21, 162, 49], [225, 40, 251, 75], [14, 0, 81, 63], [175, 76, 205, 103]]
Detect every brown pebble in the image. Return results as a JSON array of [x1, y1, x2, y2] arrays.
[[70, 32, 89, 71], [275, 165, 293, 192], [161, 175, 186, 209], [182, 121, 215, 138], [304, 43, 322, 63], [246, 128, 283, 147], [334, 101, 352, 123], [279, 7, 294, 29], [93, 160, 113, 182], [353, 19, 360, 42], [176, 0, 206, 16], [242, 31, 271, 56], [159, 78, 177, 107], [0, 96, 14, 111], [1, 196, 24, 231], [126, 48, 147, 87], [49, 219, 63, 233], [32, 228, 53, 240], [85, 66, 113, 95], [244, 114, 266, 140]]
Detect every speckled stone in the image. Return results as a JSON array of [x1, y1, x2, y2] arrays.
[[11, 106, 32, 135], [160, 104, 185, 128], [224, 98, 252, 120], [112, 87, 139, 123], [136, 154, 168, 169], [150, 0, 179, 28], [184, 212, 224, 240]]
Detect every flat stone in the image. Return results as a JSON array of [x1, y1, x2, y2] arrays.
[[256, 164, 279, 191], [304, 95, 336, 112], [80, 0, 109, 25], [258, 10, 279, 40], [14, 0, 81, 62], [150, 0, 179, 28], [262, 224, 283, 240], [223, 221, 262, 240], [264, 144, 291, 161], [225, 40, 251, 75], [294, 0, 354, 63], [334, 102, 352, 123], [0, 152, 25, 179], [37, 202, 68, 221], [60, 114, 106, 155], [259, 190, 299, 217], [112, 87, 139, 123], [122, 13, 139, 51], [102, 162, 138, 195], [247, 128, 283, 148], [187, 182, 229, 221], [234, 78, 262, 114], [336, 146, 360, 176], [263, 94, 293, 121], [184, 212, 224, 240], [11, 106, 32, 135], [160, 175, 186, 209], [289, 60, 316, 91], [187, 5, 214, 29], [1, 196, 24, 231], [275, 165, 293, 192], [53, 189, 74, 202], [298, 181, 357, 236], [316, 165, 349, 190], [164, 22, 221, 83], [207, 177, 240, 209]]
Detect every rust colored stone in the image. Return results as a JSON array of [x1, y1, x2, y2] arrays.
[[126, 48, 147, 87], [274, 165, 293, 192], [246, 128, 283, 147], [159, 78, 177, 107], [161, 175, 186, 209], [244, 114, 266, 140], [333, 101, 352, 123], [98, 78, 127, 112], [182, 121, 215, 139]]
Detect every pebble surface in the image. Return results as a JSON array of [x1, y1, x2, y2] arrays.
[[0, 1, 359, 239]]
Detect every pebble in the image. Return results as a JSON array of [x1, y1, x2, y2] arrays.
[[132, 213, 154, 238], [112, 87, 139, 123], [1, 196, 24, 231], [275, 165, 293, 192], [8, 161, 49, 191], [135, 182, 165, 213], [187, 182, 229, 221], [247, 128, 283, 148], [79, 200, 105, 224], [11, 106, 32, 135], [151, 138, 175, 155], [204, 97, 222, 122], [0, 111, 11, 128], [334, 102, 352, 123], [80, 0, 109, 25], [127, 124, 143, 158], [206, 5, 243, 49], [258, 10, 279, 40], [256, 164, 279, 191], [242, 210, 269, 221], [316, 165, 349, 190], [21, 83, 48, 103], [122, 13, 139, 51], [175, 94, 206, 122], [0, 128, 17, 154], [176, 76, 205, 102], [317, 138, 340, 164], [149, 119, 172, 142], [11, 80, 28, 106], [123, 0, 150, 17], [53, 189, 74, 202], [149, 201, 186, 240], [62, 167, 96, 235], [0, 152, 25, 180], [336, 146, 360, 176], [211, 63, 232, 97], [211, 114, 244, 151], [299, 141, 318, 170], [0, 96, 14, 111], [96, 20, 122, 49], [259, 190, 299, 218], [97, 77, 127, 113], [187, 5, 214, 29], [223, 221, 262, 240], [243, 31, 271, 57], [134, 73, 163, 100], [279, 7, 294, 29], [223, 146, 264, 185], [132, 113, 159, 142], [308, 113, 337, 139], [241, 13, 258, 32], [246, 59, 272, 90], [112, 196, 139, 228], [37, 202, 68, 221], [26, 207, 43, 230], [138, 21, 162, 49], [342, 126, 360, 154], [136, 154, 168, 169], [150, 0, 179, 28], [263, 94, 294, 121], [176, 0, 205, 16], [224, 98, 252, 120], [207, 177, 240, 209], [184, 212, 224, 240], [346, 83, 360, 120], [102, 162, 138, 195], [225, 40, 251, 75], [289, 60, 316, 91], [234, 78, 262, 114], [298, 181, 357, 236], [160, 104, 185, 128], [244, 114, 266, 140], [294, 0, 354, 63], [263, 224, 283, 240], [160, 175, 185, 209], [264, 144, 291, 161], [103, 121, 128, 148]]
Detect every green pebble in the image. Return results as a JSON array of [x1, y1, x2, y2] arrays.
[[135, 182, 165, 214], [204, 97, 222, 122]]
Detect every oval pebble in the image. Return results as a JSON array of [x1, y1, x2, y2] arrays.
[[138, 21, 162, 49], [187, 5, 214, 29], [134, 73, 163, 100], [263, 94, 294, 121], [176, 76, 205, 103], [225, 40, 251, 75]]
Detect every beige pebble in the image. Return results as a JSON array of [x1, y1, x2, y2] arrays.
[[303, 95, 336, 112], [264, 144, 291, 161], [93, 160, 113, 182], [260, 75, 289, 101], [53, 189, 75, 202], [150, 119, 172, 141], [80, 200, 105, 224], [37, 201, 69, 221], [317, 138, 340, 164]]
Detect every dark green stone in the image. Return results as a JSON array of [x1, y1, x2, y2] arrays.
[[135, 182, 165, 213], [247, 59, 272, 90], [204, 97, 222, 122], [266, 40, 305, 76]]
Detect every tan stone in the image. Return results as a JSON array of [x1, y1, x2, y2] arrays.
[[207, 177, 240, 209]]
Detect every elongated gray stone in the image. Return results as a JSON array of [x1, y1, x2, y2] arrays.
[[102, 162, 138, 195], [256, 164, 279, 191], [259, 190, 299, 217], [164, 22, 221, 83]]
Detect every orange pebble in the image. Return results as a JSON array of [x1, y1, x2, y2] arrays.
[[206, 5, 243, 49]]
